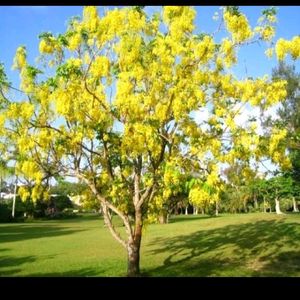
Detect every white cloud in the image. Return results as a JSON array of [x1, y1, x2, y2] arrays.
[[264, 103, 282, 120], [235, 103, 282, 135], [193, 107, 210, 131]]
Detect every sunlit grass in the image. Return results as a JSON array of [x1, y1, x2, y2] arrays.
[[1, 212, 300, 276]]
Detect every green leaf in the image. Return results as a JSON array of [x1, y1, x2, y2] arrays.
[[262, 7, 277, 17], [25, 65, 43, 78], [0, 62, 10, 87], [57, 34, 69, 47], [38, 32, 54, 40], [226, 6, 241, 17]]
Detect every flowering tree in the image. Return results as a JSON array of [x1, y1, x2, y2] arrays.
[[0, 6, 299, 276]]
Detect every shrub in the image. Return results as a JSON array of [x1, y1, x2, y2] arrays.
[[0, 202, 12, 222]]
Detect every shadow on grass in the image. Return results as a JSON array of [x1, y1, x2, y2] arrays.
[[168, 215, 214, 224], [261, 250, 300, 276], [0, 255, 37, 276], [0, 253, 92, 276], [146, 219, 300, 276], [27, 267, 106, 277], [0, 224, 87, 244], [55, 214, 102, 222]]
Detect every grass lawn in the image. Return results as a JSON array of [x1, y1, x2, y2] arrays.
[[1, 212, 300, 276]]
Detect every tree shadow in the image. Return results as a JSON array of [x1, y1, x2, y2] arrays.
[[168, 215, 214, 224], [260, 250, 300, 276], [0, 255, 37, 276], [0, 253, 101, 277], [0, 248, 10, 252], [27, 267, 106, 277], [146, 220, 300, 276], [51, 214, 101, 223], [0, 224, 86, 244]]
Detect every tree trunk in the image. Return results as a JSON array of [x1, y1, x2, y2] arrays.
[[263, 196, 266, 213], [185, 206, 188, 215], [292, 197, 299, 212], [158, 211, 168, 224], [127, 239, 141, 277], [127, 208, 143, 277], [275, 197, 283, 215], [12, 175, 18, 219], [193, 206, 198, 215], [254, 194, 258, 210], [201, 208, 204, 215], [215, 202, 218, 216], [243, 199, 247, 213]]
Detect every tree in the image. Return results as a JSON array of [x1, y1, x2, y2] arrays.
[[263, 62, 300, 185], [250, 177, 271, 213], [50, 179, 87, 197], [272, 62, 300, 161], [0, 6, 298, 276], [223, 162, 259, 212], [266, 174, 296, 214]]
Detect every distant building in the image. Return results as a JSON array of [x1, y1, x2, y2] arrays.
[[0, 192, 16, 200]]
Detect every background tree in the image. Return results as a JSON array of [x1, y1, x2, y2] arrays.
[[0, 6, 297, 276], [266, 174, 295, 214], [263, 62, 300, 176], [223, 162, 258, 212], [50, 178, 87, 197], [272, 62, 300, 163], [251, 177, 272, 213]]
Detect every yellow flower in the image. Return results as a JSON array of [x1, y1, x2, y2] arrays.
[[39, 38, 55, 54], [12, 46, 27, 70], [68, 33, 81, 51], [265, 48, 274, 58], [261, 26, 275, 41], [223, 10, 252, 43], [90, 56, 110, 78]]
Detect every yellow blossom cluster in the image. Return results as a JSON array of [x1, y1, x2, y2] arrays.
[[223, 10, 252, 43], [194, 36, 215, 63], [90, 56, 110, 78], [12, 46, 27, 70], [275, 36, 300, 60], [82, 6, 99, 32], [163, 6, 196, 41], [126, 9, 146, 32], [236, 77, 287, 107], [220, 38, 237, 68], [18, 186, 31, 201], [269, 128, 287, 154], [16, 160, 43, 185], [39, 37, 56, 54]]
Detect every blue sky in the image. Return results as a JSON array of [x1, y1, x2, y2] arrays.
[[0, 5, 299, 178]]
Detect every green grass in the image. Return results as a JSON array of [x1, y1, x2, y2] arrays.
[[1, 212, 300, 276]]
